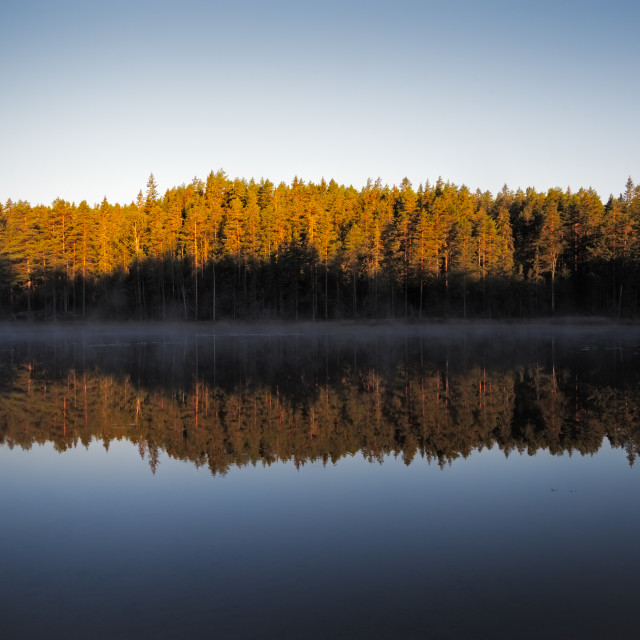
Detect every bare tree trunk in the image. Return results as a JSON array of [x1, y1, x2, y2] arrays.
[[212, 260, 216, 323], [618, 284, 623, 319], [161, 256, 166, 320], [181, 282, 188, 319], [324, 260, 328, 320], [194, 261, 198, 320], [353, 269, 357, 316]]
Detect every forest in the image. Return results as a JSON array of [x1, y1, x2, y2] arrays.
[[2, 173, 640, 320]]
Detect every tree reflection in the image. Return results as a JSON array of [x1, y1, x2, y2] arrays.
[[0, 329, 639, 473]]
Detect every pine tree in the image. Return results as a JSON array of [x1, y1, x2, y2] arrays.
[[537, 189, 566, 313], [145, 173, 159, 211]]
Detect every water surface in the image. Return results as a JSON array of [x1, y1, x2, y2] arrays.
[[1, 323, 639, 639]]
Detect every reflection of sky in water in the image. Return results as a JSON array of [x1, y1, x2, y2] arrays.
[[1, 438, 639, 639], [0, 324, 639, 638]]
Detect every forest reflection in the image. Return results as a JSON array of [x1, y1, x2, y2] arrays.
[[0, 327, 639, 473]]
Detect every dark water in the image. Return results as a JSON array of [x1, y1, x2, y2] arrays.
[[1, 323, 640, 639]]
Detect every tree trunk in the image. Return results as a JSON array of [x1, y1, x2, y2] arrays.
[[325, 261, 328, 320], [212, 261, 216, 323], [161, 257, 166, 320], [352, 269, 357, 317]]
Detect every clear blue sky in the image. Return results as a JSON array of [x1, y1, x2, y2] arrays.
[[1, 0, 638, 206]]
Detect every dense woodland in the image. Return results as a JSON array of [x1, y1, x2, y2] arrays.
[[1, 331, 639, 472], [2, 173, 640, 320]]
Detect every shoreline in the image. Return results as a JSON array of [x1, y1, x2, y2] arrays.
[[0, 316, 638, 341]]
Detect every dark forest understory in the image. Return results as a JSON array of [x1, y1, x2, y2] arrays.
[[3, 255, 639, 321]]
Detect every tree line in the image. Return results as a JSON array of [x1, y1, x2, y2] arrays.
[[2, 173, 639, 319]]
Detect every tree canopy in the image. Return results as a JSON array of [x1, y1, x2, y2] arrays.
[[2, 173, 639, 320]]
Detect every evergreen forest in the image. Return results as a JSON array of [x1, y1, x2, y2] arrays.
[[2, 173, 640, 320]]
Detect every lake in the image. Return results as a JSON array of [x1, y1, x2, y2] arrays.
[[1, 323, 639, 639]]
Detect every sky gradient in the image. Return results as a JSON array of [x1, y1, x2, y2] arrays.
[[2, 0, 638, 206]]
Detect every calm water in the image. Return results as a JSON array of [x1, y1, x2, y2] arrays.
[[1, 323, 639, 639]]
